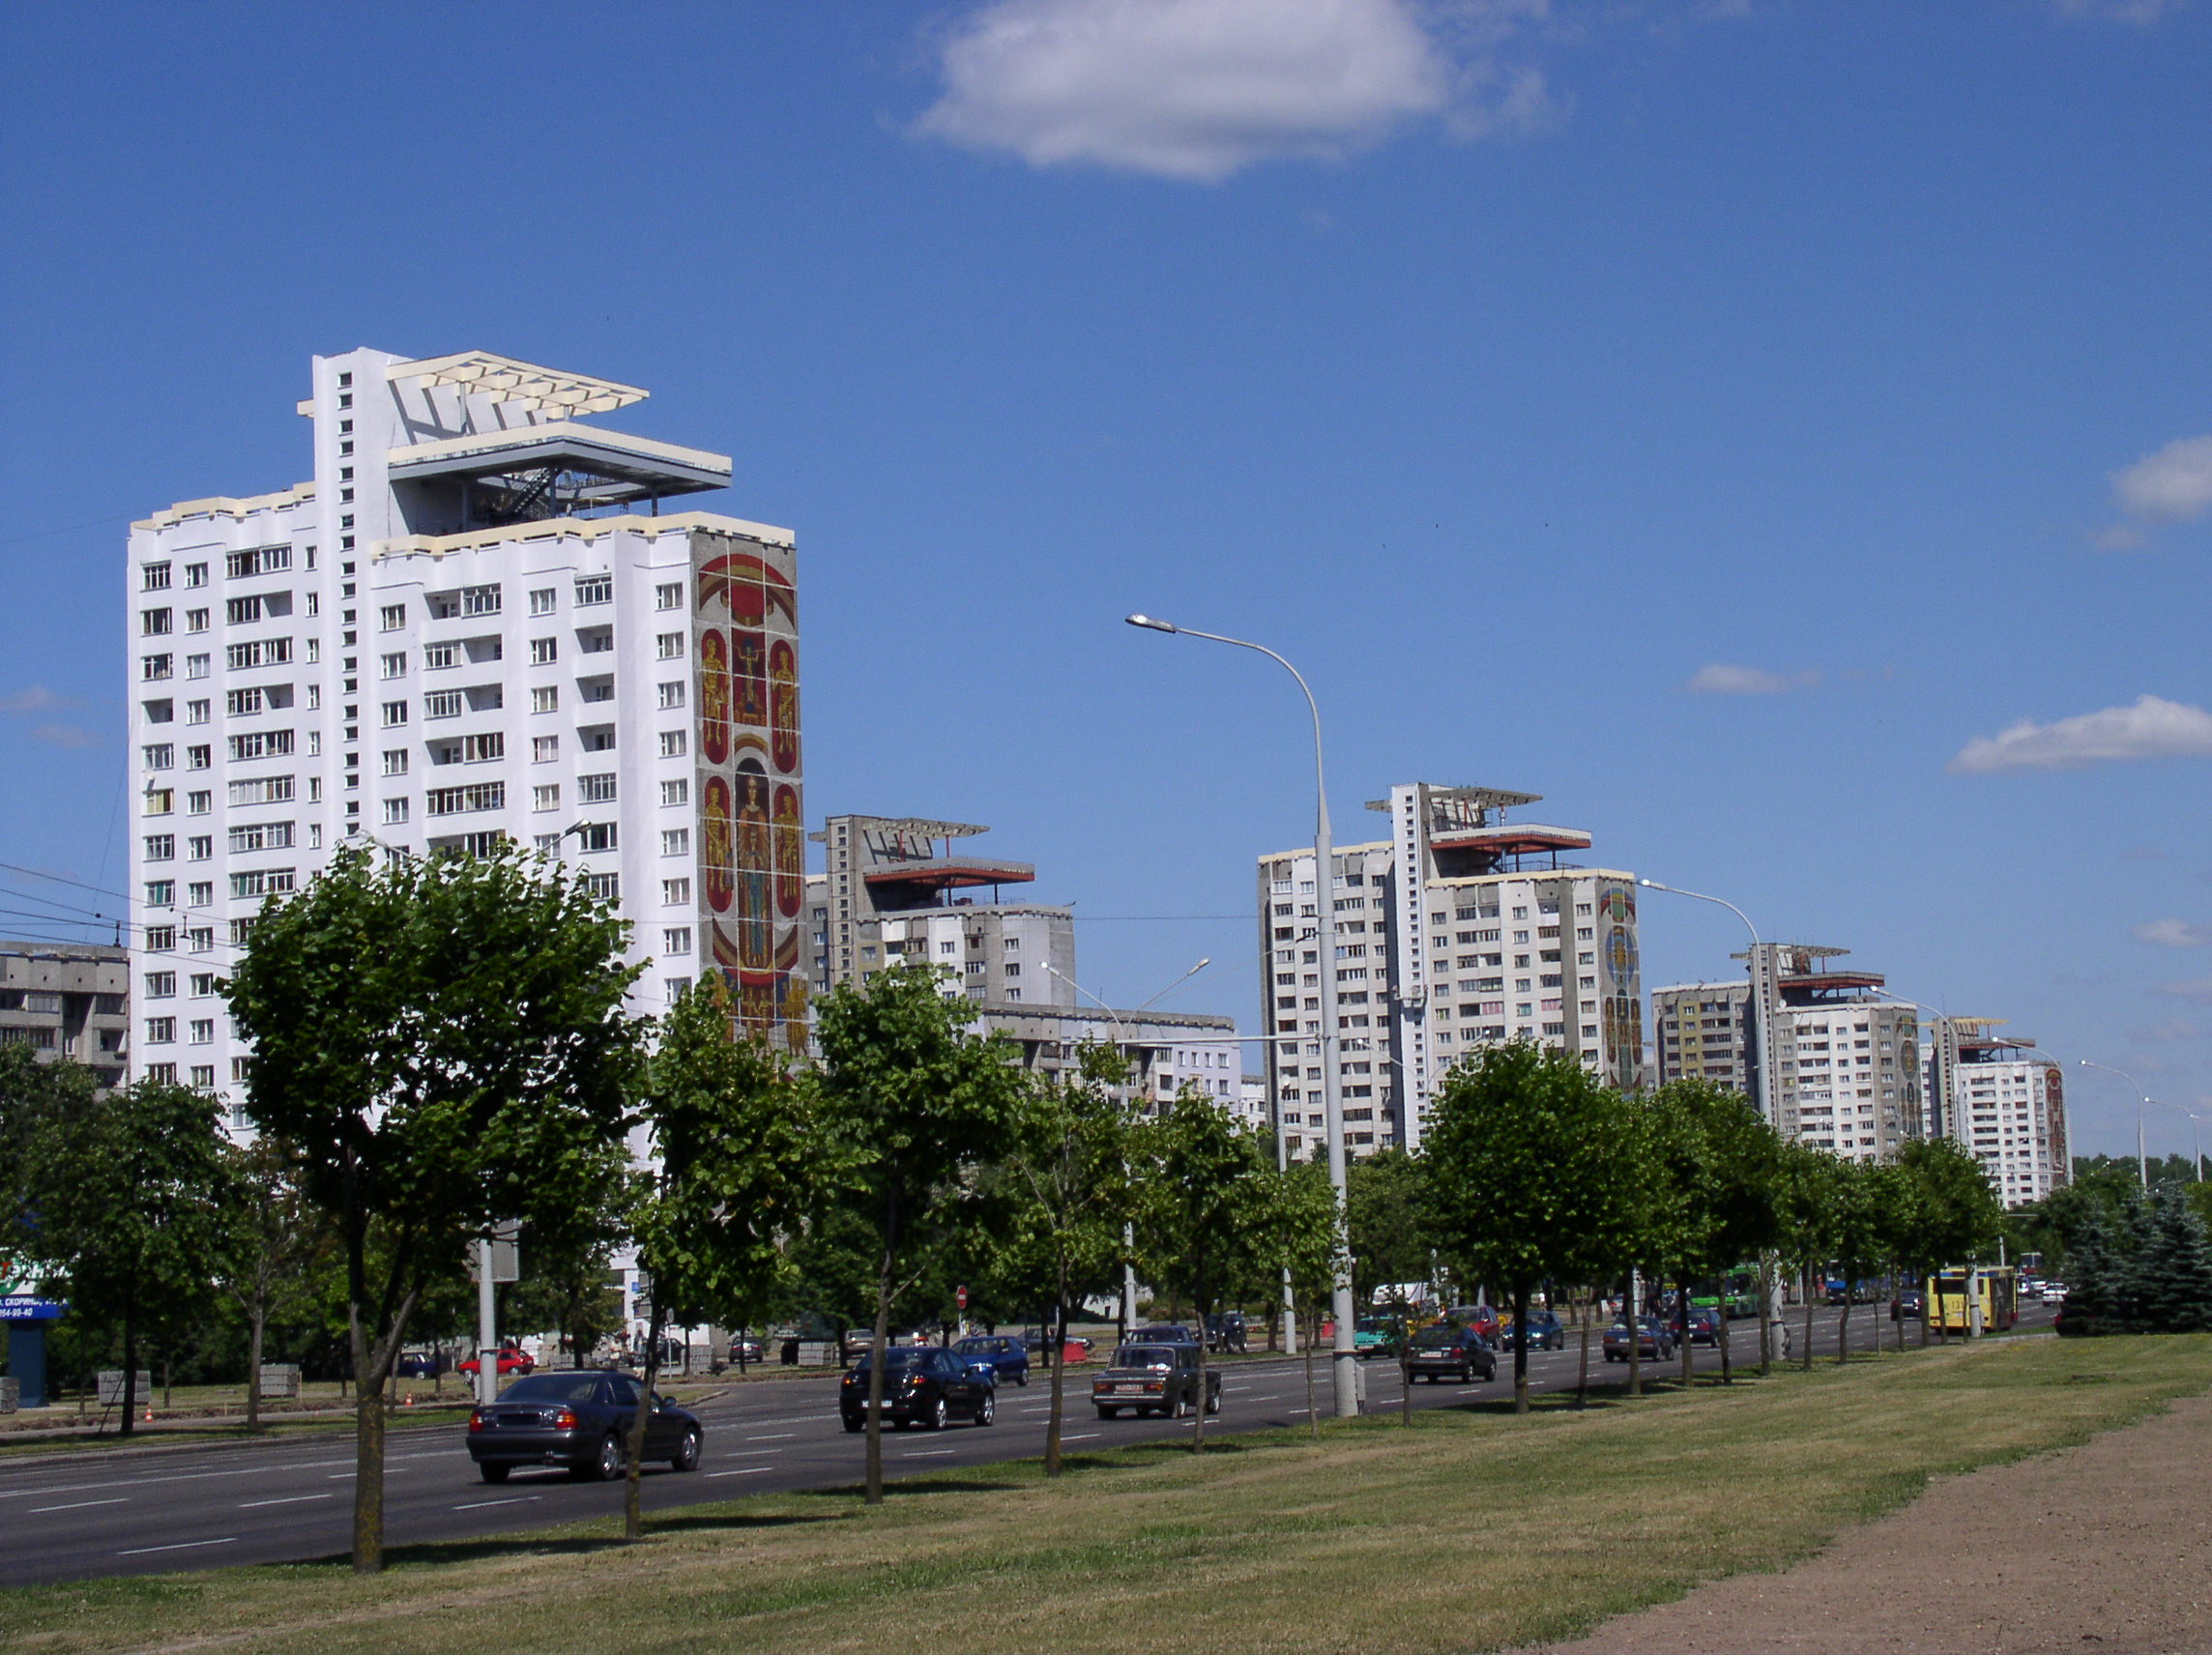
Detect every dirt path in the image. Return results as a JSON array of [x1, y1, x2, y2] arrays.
[[1532, 1389, 2212, 1655]]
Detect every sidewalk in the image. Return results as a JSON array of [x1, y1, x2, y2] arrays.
[[1534, 1389, 2212, 1655]]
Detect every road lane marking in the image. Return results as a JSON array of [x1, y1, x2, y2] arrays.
[[898, 1449, 956, 1459], [451, 1495, 542, 1511], [28, 1498, 129, 1514], [1060, 1433, 1100, 1442], [709, 1466, 776, 1477], [238, 1494, 335, 1508], [741, 1433, 796, 1441], [118, 1538, 236, 1556]]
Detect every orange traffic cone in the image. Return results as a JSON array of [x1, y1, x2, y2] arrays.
[[144, 1408, 154, 1422]]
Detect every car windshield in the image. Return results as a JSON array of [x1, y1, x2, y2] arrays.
[[497, 1374, 602, 1404], [1114, 1346, 1177, 1369], [855, 1349, 930, 1373], [1356, 1318, 1391, 1333], [1412, 1328, 1461, 1349]]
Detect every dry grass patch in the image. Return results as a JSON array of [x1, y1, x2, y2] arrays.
[[6, 1335, 2207, 1655]]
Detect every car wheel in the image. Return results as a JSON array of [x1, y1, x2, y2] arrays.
[[842, 1414, 863, 1434], [1205, 1387, 1220, 1414], [923, 1397, 947, 1432], [1170, 1395, 1189, 1419], [478, 1462, 510, 1484], [1015, 1371, 1028, 1386], [975, 1392, 994, 1427], [580, 1433, 621, 1482], [672, 1428, 701, 1471]]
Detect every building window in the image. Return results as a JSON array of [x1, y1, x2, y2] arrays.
[[661, 878, 691, 905], [382, 749, 409, 776], [529, 636, 558, 665], [424, 782, 506, 816], [142, 653, 174, 681], [142, 607, 173, 636], [422, 690, 463, 719], [531, 685, 559, 713], [574, 574, 612, 606], [660, 828, 689, 857], [657, 729, 685, 758], [655, 582, 683, 610], [660, 778, 687, 806], [229, 868, 296, 899], [189, 1019, 215, 1046], [533, 785, 561, 812], [145, 1017, 176, 1044], [655, 632, 684, 659], [578, 772, 617, 803], [226, 822, 294, 853], [657, 681, 685, 710], [581, 872, 620, 901], [142, 742, 174, 769], [661, 927, 693, 955], [143, 562, 172, 591], [382, 701, 408, 726], [379, 652, 406, 679], [460, 584, 502, 616], [226, 775, 295, 806], [383, 798, 410, 825], [144, 972, 177, 998]]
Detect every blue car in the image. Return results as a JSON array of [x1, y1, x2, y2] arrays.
[[953, 1334, 1031, 1386]]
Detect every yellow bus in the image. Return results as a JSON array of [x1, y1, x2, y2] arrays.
[[1927, 1265, 2017, 1336]]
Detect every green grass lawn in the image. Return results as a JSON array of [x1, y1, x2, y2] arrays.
[[8, 1335, 2207, 1655]]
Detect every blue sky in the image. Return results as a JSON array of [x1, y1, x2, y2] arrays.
[[3, 0, 2208, 1156]]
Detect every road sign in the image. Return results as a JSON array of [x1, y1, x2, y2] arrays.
[[0, 1296, 67, 1322], [956, 1285, 968, 1310], [465, 1220, 520, 1285]]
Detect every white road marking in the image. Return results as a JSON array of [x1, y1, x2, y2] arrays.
[[742, 1432, 796, 1441], [709, 1466, 777, 1477], [238, 1494, 335, 1508], [1059, 1433, 1100, 1442], [118, 1538, 236, 1556], [451, 1495, 541, 1511], [28, 1497, 129, 1514], [898, 1449, 956, 1459]]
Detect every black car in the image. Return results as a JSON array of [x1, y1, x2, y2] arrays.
[[1092, 1342, 1221, 1419], [1503, 1311, 1565, 1351], [1205, 1313, 1248, 1353], [466, 1370, 702, 1484], [1890, 1288, 1926, 1321], [841, 1346, 997, 1432], [1404, 1324, 1497, 1383], [726, 1332, 768, 1366], [1130, 1322, 1199, 1345]]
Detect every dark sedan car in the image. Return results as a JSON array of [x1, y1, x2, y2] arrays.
[[1092, 1342, 1222, 1419], [466, 1370, 702, 1484], [953, 1334, 1031, 1386], [1602, 1318, 1676, 1362], [1890, 1288, 1926, 1321], [1405, 1324, 1497, 1383], [1672, 1306, 1723, 1347], [841, 1346, 997, 1432], [1502, 1310, 1565, 1351]]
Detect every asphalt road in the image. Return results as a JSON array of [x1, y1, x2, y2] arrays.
[[0, 1301, 2049, 1587]]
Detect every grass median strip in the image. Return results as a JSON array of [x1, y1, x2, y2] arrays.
[[5, 1334, 2208, 1655]]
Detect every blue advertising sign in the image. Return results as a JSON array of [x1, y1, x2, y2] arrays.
[[0, 1296, 68, 1321]]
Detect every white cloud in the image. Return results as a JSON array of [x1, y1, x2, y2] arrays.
[[1947, 695, 2212, 774], [2134, 917, 2212, 947], [1684, 663, 1815, 695], [2157, 976, 2212, 1004], [0, 685, 61, 714], [29, 722, 96, 749], [2111, 433, 2212, 523], [913, 0, 1548, 182], [2131, 1017, 2200, 1042]]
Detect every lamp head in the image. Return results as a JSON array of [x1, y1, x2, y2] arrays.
[[1124, 614, 1179, 633]]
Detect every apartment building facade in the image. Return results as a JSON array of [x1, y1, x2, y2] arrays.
[[806, 813, 1237, 1108], [1257, 783, 1646, 1160], [1928, 1020, 2069, 1206], [127, 348, 806, 1119], [0, 944, 130, 1091]]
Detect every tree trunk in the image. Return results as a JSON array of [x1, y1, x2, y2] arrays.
[[120, 1296, 138, 1437], [863, 1246, 893, 1507], [1836, 1283, 1852, 1365], [246, 1294, 267, 1432], [1575, 1287, 1590, 1408], [1678, 1275, 1694, 1388], [348, 1307, 384, 1574], [1302, 1305, 1319, 1440], [624, 1299, 666, 1542], [1718, 1291, 1733, 1384], [1189, 1266, 1208, 1454], [1043, 1264, 1066, 1479], [1801, 1267, 1817, 1372], [1511, 1282, 1529, 1414], [1758, 1255, 1773, 1377]]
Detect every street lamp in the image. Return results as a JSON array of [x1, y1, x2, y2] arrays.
[[1635, 879, 1774, 1122], [2142, 1097, 2205, 1184], [2077, 1060, 2150, 1188], [1125, 614, 1358, 1419]]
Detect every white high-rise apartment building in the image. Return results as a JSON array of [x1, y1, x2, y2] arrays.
[[1929, 1020, 2069, 1207], [127, 348, 808, 1118], [1257, 784, 1646, 1159]]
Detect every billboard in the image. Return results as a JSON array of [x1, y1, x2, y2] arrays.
[[693, 531, 807, 1052]]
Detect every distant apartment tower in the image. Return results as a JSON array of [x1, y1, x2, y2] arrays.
[[0, 944, 130, 1091], [1654, 944, 1922, 1162], [1258, 784, 1645, 1160], [127, 348, 807, 1119], [1928, 1020, 2069, 1207], [807, 814, 1236, 1107]]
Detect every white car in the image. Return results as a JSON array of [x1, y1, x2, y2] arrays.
[[2042, 1281, 2068, 1301]]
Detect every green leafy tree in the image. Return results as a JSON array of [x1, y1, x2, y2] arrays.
[[1644, 1080, 1785, 1383], [506, 1137, 638, 1371], [1251, 1156, 1341, 1438], [223, 842, 646, 1572], [1425, 1043, 1651, 1412], [1898, 1138, 2005, 1344], [1344, 1147, 1431, 1304], [17, 1077, 229, 1433], [1775, 1143, 1840, 1370], [814, 964, 1030, 1505], [1129, 1088, 1273, 1450], [997, 1043, 1134, 1475], [0, 1047, 95, 1283], [623, 976, 821, 1536], [214, 1136, 335, 1430], [1827, 1158, 1892, 1362]]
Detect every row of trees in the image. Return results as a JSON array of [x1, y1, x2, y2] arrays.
[[2055, 1183, 2212, 1336]]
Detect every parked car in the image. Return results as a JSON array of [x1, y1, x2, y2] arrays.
[[1404, 1323, 1497, 1383], [724, 1333, 768, 1366], [1602, 1318, 1675, 1362], [1890, 1288, 1926, 1321], [840, 1346, 996, 1432], [456, 1345, 536, 1379], [1353, 1316, 1405, 1358], [953, 1334, 1031, 1386], [1674, 1305, 1724, 1347], [1130, 1323, 1199, 1345], [466, 1370, 702, 1483], [2043, 1281, 2069, 1301], [1499, 1310, 1565, 1351], [1091, 1342, 1222, 1419], [1206, 1312, 1248, 1353], [395, 1348, 450, 1379]]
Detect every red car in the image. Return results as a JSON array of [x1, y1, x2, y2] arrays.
[[456, 1346, 536, 1378]]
